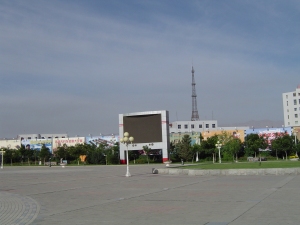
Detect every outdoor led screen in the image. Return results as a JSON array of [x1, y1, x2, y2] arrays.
[[123, 114, 162, 143]]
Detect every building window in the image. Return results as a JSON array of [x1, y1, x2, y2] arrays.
[[184, 124, 188, 129], [288, 115, 289, 119], [287, 101, 288, 106], [299, 99, 300, 104], [212, 124, 216, 128], [28, 137, 31, 139], [191, 124, 194, 129], [178, 125, 181, 129], [206, 124, 209, 128], [288, 122, 290, 125], [294, 99, 297, 105], [199, 124, 202, 128], [295, 108, 297, 111], [295, 114, 298, 118], [296, 121, 298, 124], [287, 109, 289, 112], [293, 93, 296, 97]]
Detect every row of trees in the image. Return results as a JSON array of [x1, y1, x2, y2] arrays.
[[1, 131, 299, 165], [170, 131, 300, 163], [1, 142, 119, 165]]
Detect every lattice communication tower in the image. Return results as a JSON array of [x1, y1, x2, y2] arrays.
[[191, 66, 200, 121]]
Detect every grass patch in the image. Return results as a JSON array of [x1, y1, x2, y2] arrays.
[[180, 160, 300, 170]]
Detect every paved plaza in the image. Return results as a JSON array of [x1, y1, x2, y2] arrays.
[[1, 164, 300, 225]]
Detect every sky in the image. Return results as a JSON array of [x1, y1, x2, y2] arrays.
[[1, 0, 300, 138]]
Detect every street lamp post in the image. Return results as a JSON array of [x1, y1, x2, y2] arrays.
[[215, 141, 222, 163], [120, 132, 134, 177], [194, 132, 200, 162], [1, 148, 6, 169], [110, 134, 116, 154], [294, 130, 298, 145]]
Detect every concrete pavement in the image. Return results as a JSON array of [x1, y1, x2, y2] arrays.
[[1, 165, 300, 225]]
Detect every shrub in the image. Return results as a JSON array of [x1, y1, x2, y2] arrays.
[[134, 157, 148, 164]]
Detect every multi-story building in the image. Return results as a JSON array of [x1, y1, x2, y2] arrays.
[[169, 120, 249, 143], [169, 120, 218, 133], [16, 133, 68, 140], [282, 85, 300, 127]]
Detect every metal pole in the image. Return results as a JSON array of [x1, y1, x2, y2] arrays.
[[121, 132, 134, 177], [125, 145, 131, 177], [1, 149, 5, 169]]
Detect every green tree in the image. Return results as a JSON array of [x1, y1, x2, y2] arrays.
[[18, 144, 27, 165], [201, 135, 218, 162], [128, 150, 140, 164], [169, 141, 180, 162], [244, 134, 267, 157], [218, 131, 234, 145], [26, 148, 35, 165], [3, 149, 17, 165], [271, 134, 294, 160], [224, 138, 242, 162], [103, 142, 119, 165], [32, 149, 39, 165], [39, 144, 51, 164], [86, 143, 106, 164], [294, 142, 300, 156], [142, 145, 151, 164], [176, 135, 193, 162], [192, 143, 201, 162], [55, 144, 69, 162], [110, 142, 119, 164], [191, 132, 203, 162]]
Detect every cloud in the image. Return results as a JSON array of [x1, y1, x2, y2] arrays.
[[1, 0, 299, 137]]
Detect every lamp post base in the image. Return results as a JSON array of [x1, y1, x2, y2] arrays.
[[125, 171, 131, 177]]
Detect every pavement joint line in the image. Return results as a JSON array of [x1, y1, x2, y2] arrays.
[[5, 172, 154, 193], [0, 191, 40, 225], [229, 175, 295, 224], [44, 176, 216, 217], [3, 165, 300, 224], [26, 174, 155, 196]]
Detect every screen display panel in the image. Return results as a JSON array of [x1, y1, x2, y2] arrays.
[[123, 114, 162, 143]]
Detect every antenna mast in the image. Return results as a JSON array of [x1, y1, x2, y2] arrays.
[[191, 66, 200, 121]]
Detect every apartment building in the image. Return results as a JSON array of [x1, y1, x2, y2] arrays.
[[282, 85, 300, 127]]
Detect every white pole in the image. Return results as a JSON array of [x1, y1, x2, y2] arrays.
[[215, 141, 222, 164], [121, 132, 133, 177], [125, 145, 131, 177], [1, 149, 5, 169]]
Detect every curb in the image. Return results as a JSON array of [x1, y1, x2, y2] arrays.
[[155, 167, 300, 176]]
